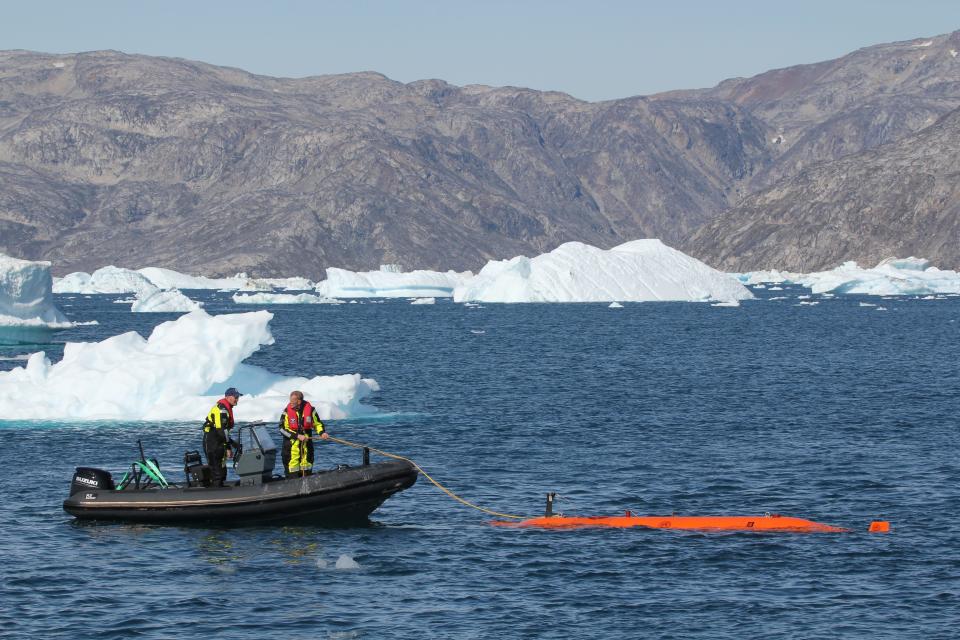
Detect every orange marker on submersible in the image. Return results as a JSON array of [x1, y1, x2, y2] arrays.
[[492, 493, 891, 533]]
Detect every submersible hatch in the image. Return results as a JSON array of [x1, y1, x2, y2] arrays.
[[63, 423, 418, 525]]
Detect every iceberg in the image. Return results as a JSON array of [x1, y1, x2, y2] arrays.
[[410, 297, 436, 305], [733, 270, 795, 285], [135, 267, 242, 291], [316, 265, 473, 298], [259, 277, 315, 291], [453, 240, 753, 303], [232, 293, 342, 305], [1, 255, 70, 326], [54, 266, 156, 295], [0, 310, 379, 421], [795, 258, 960, 296], [58, 266, 313, 294], [0, 255, 73, 344], [131, 288, 203, 313]]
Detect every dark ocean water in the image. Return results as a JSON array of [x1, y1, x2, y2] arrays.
[[0, 289, 958, 639]]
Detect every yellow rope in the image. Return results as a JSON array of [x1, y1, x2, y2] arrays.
[[328, 435, 526, 520]]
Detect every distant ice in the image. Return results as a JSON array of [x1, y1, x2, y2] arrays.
[[131, 288, 203, 313], [734, 270, 792, 285], [454, 240, 752, 304], [797, 258, 960, 296], [0, 310, 380, 421], [410, 297, 436, 305], [58, 266, 312, 294], [316, 265, 472, 298], [136, 267, 239, 291], [608, 302, 623, 308], [54, 266, 156, 296], [739, 257, 960, 297], [711, 300, 740, 307], [233, 293, 342, 305]]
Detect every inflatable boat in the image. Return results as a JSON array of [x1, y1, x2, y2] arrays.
[[63, 424, 417, 525]]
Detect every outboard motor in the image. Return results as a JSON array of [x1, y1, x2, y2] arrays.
[[70, 467, 115, 495], [234, 424, 277, 486], [183, 450, 212, 488]]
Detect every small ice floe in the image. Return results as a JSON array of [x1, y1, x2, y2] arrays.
[[335, 554, 360, 570], [859, 302, 876, 307], [875, 306, 888, 311], [921, 295, 937, 300], [470, 330, 485, 334], [410, 297, 435, 305], [797, 295, 811, 299], [796, 301, 819, 306], [820, 293, 835, 298], [0, 354, 31, 361], [608, 302, 624, 308], [767, 296, 787, 301], [711, 300, 740, 307], [315, 557, 329, 569], [769, 286, 784, 291], [752, 284, 767, 289]]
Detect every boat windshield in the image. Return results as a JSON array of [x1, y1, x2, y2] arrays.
[[251, 424, 276, 452]]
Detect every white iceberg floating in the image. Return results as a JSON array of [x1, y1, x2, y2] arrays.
[[742, 257, 960, 297], [1, 255, 70, 327], [733, 269, 795, 285], [131, 288, 203, 313], [0, 310, 379, 421], [259, 277, 315, 291], [54, 266, 156, 296], [136, 267, 241, 291], [608, 302, 624, 308], [232, 292, 342, 305], [1, 255, 74, 343], [316, 265, 472, 298], [58, 266, 313, 294], [711, 300, 741, 307], [453, 240, 752, 303], [410, 297, 436, 305], [797, 258, 960, 296]]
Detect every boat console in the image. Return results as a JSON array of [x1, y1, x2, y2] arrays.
[[233, 423, 278, 486]]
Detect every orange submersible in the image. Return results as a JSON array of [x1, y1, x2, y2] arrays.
[[492, 493, 891, 533]]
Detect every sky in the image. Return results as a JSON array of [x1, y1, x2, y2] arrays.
[[2, 0, 959, 101]]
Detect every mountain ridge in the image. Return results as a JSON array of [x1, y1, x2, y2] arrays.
[[0, 30, 958, 276]]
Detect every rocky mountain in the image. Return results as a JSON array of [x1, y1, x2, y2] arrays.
[[0, 30, 958, 277], [0, 50, 769, 277], [685, 106, 960, 271], [660, 30, 960, 189]]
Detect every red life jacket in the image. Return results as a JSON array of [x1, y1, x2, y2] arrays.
[[285, 402, 315, 433], [217, 398, 235, 427]]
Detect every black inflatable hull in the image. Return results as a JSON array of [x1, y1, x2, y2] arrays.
[[63, 460, 417, 525]]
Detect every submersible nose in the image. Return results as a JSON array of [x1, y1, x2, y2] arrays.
[[868, 520, 891, 533]]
